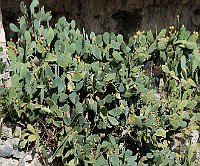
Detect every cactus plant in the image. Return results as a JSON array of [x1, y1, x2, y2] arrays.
[[7, 0, 200, 165]]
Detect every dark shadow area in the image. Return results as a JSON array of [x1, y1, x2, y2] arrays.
[[112, 10, 142, 40], [2, 12, 19, 41]]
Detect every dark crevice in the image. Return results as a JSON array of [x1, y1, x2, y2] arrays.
[[194, 7, 200, 15], [112, 10, 142, 40], [95, 15, 100, 19], [2, 12, 18, 41]]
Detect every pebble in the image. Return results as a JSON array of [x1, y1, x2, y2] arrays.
[[0, 124, 42, 165], [18, 160, 29, 166], [1, 126, 12, 138], [5, 138, 20, 148], [23, 154, 33, 162], [4, 159, 14, 166], [13, 159, 20, 166], [0, 145, 13, 157], [14, 126, 22, 138], [13, 150, 25, 159], [31, 158, 43, 166]]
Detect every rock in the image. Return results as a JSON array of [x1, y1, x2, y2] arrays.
[[0, 145, 13, 157], [30, 158, 42, 166], [0, 158, 14, 166], [12, 159, 19, 166], [5, 138, 20, 148], [47, 156, 53, 163], [1, 0, 200, 41], [18, 160, 29, 166], [0, 139, 3, 145], [0, 73, 9, 81], [0, 157, 6, 165], [19, 154, 33, 164], [5, 78, 11, 88], [23, 154, 33, 162], [13, 126, 22, 138], [191, 130, 199, 145], [13, 150, 25, 159], [191, 130, 200, 164], [1, 126, 12, 138], [4, 159, 14, 166]]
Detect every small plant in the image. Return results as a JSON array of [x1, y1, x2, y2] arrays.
[[0, 47, 6, 74], [0, 58, 6, 74], [7, 0, 200, 165], [0, 46, 9, 124], [0, 87, 10, 129]]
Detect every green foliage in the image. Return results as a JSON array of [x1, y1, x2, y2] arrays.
[[0, 46, 10, 121], [0, 87, 9, 119], [0, 58, 6, 74], [7, 1, 200, 165], [0, 47, 6, 74]]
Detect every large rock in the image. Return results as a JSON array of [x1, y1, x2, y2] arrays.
[[0, 158, 13, 166], [1, 0, 200, 40], [4, 159, 14, 166], [0, 145, 13, 157], [1, 126, 12, 138], [13, 150, 25, 159], [13, 126, 22, 138], [5, 138, 20, 148], [30, 158, 43, 166]]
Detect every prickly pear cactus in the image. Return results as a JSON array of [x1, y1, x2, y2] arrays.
[[7, 0, 200, 165]]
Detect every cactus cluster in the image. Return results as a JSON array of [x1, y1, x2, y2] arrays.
[[6, 0, 200, 165]]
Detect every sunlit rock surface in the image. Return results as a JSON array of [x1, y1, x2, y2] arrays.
[[1, 0, 200, 40]]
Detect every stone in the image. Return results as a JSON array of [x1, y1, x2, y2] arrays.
[[23, 154, 33, 162], [13, 150, 25, 159], [48, 157, 53, 163], [1, 0, 200, 42], [18, 160, 29, 166], [5, 78, 11, 88], [5, 138, 20, 148], [30, 158, 42, 166], [0, 73, 9, 81], [0, 145, 13, 157], [0, 158, 14, 166], [0, 139, 3, 145], [4, 159, 14, 166], [191, 130, 199, 145], [13, 126, 22, 138], [19, 154, 33, 165], [191, 130, 200, 164], [13, 159, 20, 166], [1, 126, 12, 138], [0, 157, 6, 165]]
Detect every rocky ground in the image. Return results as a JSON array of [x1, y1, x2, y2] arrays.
[[0, 43, 10, 88], [0, 44, 43, 166], [0, 125, 42, 166]]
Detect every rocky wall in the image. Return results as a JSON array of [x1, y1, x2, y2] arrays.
[[1, 0, 200, 40], [0, 125, 42, 166]]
